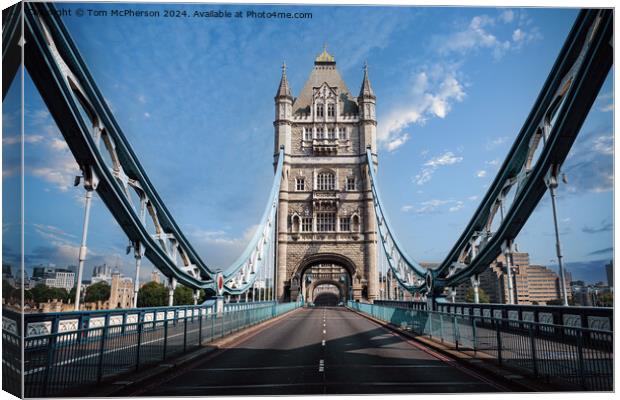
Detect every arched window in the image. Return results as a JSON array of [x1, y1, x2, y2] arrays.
[[291, 214, 301, 233], [327, 103, 335, 117], [317, 171, 335, 191], [316, 103, 324, 118], [351, 214, 360, 232]]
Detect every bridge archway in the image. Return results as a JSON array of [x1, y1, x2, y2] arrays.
[[312, 283, 342, 306], [290, 253, 361, 303]]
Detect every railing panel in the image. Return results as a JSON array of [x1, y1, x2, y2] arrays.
[[349, 301, 612, 391]]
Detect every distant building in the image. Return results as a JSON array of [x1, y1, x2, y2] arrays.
[[453, 250, 571, 305], [151, 270, 161, 284], [92, 264, 113, 284], [45, 269, 76, 291], [109, 272, 133, 309]]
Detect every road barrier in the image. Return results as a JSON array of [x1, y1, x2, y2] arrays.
[[3, 301, 299, 397], [349, 301, 612, 391]]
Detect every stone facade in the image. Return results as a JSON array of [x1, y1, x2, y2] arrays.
[[274, 48, 378, 302]]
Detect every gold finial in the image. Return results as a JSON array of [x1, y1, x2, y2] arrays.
[[315, 44, 335, 63]]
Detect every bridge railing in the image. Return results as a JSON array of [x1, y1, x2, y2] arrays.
[[374, 300, 613, 332], [2, 302, 299, 397], [349, 302, 612, 391]]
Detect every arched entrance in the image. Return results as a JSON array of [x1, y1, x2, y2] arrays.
[[289, 253, 362, 303], [313, 283, 341, 306]]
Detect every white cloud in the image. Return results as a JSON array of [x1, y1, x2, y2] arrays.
[[476, 170, 487, 178], [412, 199, 466, 214], [385, 132, 410, 152], [138, 94, 147, 104], [435, 12, 541, 60], [592, 135, 613, 155], [379, 66, 465, 151], [2, 134, 45, 145], [600, 103, 613, 112], [50, 138, 69, 150], [144, 112, 151, 118], [413, 168, 433, 185], [425, 151, 463, 167], [486, 159, 500, 166], [468, 195, 479, 201], [512, 29, 525, 42], [401, 205, 414, 212], [449, 201, 464, 212], [413, 151, 464, 185], [499, 10, 514, 23], [486, 136, 509, 149]]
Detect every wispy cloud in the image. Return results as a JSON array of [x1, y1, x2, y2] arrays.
[[582, 219, 613, 234], [476, 170, 487, 178], [402, 199, 465, 214], [379, 65, 465, 152], [486, 136, 509, 150], [434, 10, 542, 60], [413, 150, 463, 185], [563, 128, 613, 194]]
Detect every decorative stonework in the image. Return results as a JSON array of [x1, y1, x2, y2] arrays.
[[2, 317, 17, 335], [588, 316, 610, 331], [27, 321, 52, 337]]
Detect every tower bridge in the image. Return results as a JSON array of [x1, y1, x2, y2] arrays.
[[1, 3, 614, 396]]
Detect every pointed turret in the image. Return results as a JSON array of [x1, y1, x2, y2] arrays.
[[358, 61, 375, 99], [275, 62, 293, 99]]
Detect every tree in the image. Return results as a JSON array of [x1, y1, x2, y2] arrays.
[[137, 282, 167, 307], [465, 287, 490, 303], [597, 292, 613, 307], [29, 285, 68, 303], [2, 279, 19, 301], [84, 282, 111, 303], [174, 285, 194, 305]]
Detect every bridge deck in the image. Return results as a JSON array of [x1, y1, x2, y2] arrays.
[[136, 307, 503, 395]]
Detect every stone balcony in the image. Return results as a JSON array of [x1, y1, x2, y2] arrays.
[[312, 138, 339, 154], [312, 190, 339, 208]]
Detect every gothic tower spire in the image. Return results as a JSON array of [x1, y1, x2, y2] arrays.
[[359, 61, 375, 98], [275, 62, 293, 99]]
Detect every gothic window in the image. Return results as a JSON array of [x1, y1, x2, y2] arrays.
[[317, 212, 336, 232], [327, 128, 335, 139], [340, 217, 350, 232], [302, 217, 313, 232], [296, 177, 305, 191], [291, 215, 301, 233], [327, 103, 335, 117], [316, 127, 324, 139], [346, 176, 355, 191], [317, 172, 335, 191], [317, 103, 324, 118], [302, 128, 311, 141], [351, 214, 360, 232]]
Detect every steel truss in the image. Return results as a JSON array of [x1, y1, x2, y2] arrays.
[[368, 9, 613, 296], [3, 2, 282, 296]]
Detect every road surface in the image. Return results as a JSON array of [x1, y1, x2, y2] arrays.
[[138, 307, 504, 395]]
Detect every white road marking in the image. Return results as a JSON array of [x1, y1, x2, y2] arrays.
[[318, 359, 325, 372], [322, 329, 326, 334], [321, 340, 325, 346]]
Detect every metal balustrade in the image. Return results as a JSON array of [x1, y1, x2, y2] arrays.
[[374, 300, 613, 332], [2, 302, 299, 397], [349, 301, 612, 391]]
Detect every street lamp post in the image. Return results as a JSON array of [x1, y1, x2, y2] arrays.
[[546, 166, 569, 306]]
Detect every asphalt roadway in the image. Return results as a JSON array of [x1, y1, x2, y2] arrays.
[[138, 307, 505, 395]]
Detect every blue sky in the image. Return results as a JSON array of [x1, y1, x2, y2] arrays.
[[2, 4, 613, 285]]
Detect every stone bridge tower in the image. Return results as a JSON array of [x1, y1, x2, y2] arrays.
[[274, 47, 378, 303]]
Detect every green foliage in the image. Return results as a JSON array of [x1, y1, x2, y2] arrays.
[[84, 282, 111, 303], [29, 285, 69, 303], [465, 287, 490, 303], [137, 281, 167, 307], [597, 292, 613, 306], [173, 285, 194, 305], [546, 297, 577, 306], [2, 279, 19, 301]]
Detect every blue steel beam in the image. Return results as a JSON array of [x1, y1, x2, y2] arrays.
[[19, 2, 282, 295], [367, 9, 612, 295]]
